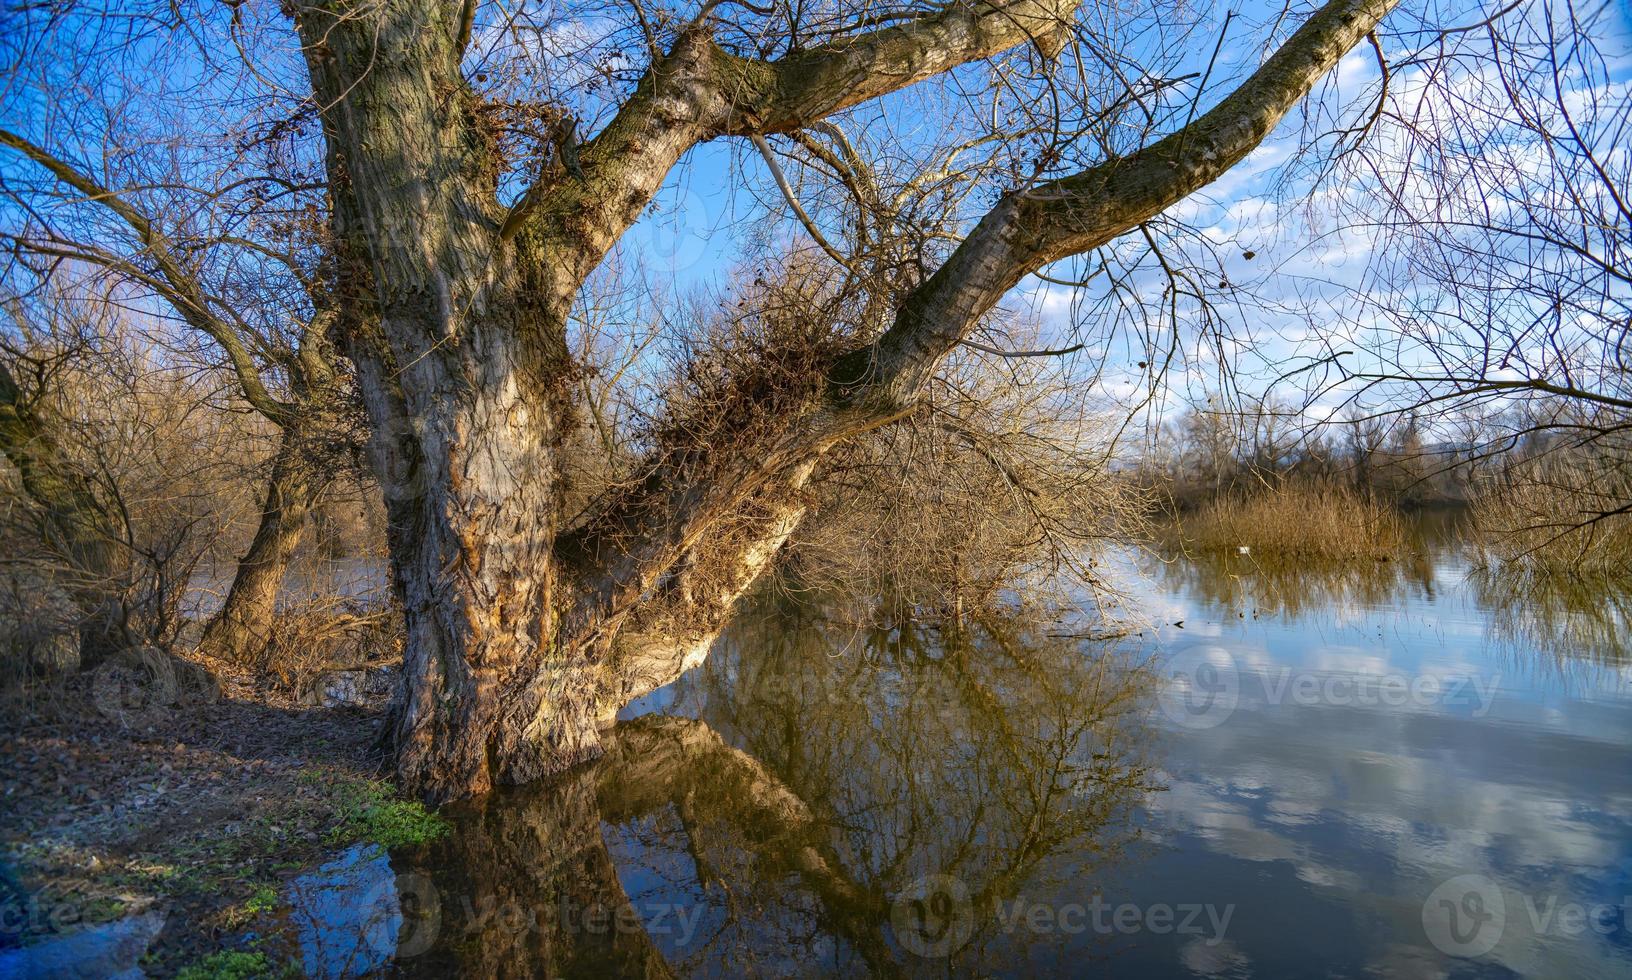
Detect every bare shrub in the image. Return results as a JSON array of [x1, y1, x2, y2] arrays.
[[646, 254, 866, 457], [785, 336, 1145, 617], [1, 294, 267, 669], [252, 602, 401, 697], [1471, 449, 1632, 575]]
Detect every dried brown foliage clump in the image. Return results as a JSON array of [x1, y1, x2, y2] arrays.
[[645, 255, 867, 458], [1168, 479, 1407, 561]]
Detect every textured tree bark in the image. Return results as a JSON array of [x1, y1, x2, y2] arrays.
[[199, 425, 318, 664], [295, 0, 590, 800], [288, 0, 1397, 802]]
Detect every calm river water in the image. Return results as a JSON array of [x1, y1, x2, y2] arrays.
[[285, 537, 1632, 978]]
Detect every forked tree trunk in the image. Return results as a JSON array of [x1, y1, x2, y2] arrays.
[[199, 425, 317, 663], [290, 0, 1397, 803]]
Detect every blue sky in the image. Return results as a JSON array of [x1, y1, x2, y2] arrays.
[[609, 0, 1632, 440], [4, 0, 1629, 447]]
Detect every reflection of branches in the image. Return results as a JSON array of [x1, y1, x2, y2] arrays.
[[401, 602, 1159, 975], [1470, 566, 1632, 671], [398, 757, 678, 979], [1145, 544, 1436, 619], [671, 599, 1159, 970], [600, 716, 897, 974]]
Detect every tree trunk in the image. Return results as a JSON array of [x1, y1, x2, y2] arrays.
[[288, 0, 1397, 803], [293, 0, 587, 799], [379, 416, 588, 801], [199, 424, 317, 664]]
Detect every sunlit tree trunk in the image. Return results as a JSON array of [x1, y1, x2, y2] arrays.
[[291, 0, 1396, 801], [293, 1, 579, 798], [199, 424, 318, 663]]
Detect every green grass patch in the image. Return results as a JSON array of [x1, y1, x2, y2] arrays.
[[221, 884, 280, 928], [174, 950, 275, 980], [326, 779, 449, 849]]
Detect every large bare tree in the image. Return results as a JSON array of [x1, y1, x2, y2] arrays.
[[2, 0, 1399, 798], [277, 0, 1397, 800]]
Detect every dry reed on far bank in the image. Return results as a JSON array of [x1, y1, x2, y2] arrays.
[[1167, 480, 1407, 560]]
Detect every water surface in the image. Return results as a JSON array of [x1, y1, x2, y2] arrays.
[[293, 540, 1632, 977]]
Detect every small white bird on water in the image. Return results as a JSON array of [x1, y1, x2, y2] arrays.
[[1237, 545, 1251, 555]]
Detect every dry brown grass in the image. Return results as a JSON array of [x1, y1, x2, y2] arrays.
[[1169, 479, 1407, 560], [1471, 451, 1632, 574]]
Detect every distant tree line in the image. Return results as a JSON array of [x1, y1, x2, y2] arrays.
[[1135, 398, 1611, 512]]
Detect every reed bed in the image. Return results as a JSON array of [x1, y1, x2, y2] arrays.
[[1168, 480, 1407, 560]]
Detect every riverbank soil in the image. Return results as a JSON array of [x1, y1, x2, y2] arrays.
[[0, 656, 426, 975]]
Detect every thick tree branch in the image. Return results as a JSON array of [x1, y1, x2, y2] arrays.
[[839, 0, 1402, 404], [454, 0, 478, 60], [508, 0, 1080, 281], [751, 134, 855, 269], [717, 0, 1076, 135]]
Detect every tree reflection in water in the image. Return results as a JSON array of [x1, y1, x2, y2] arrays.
[[312, 600, 1161, 977], [1471, 566, 1632, 670], [1143, 546, 1438, 620]]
